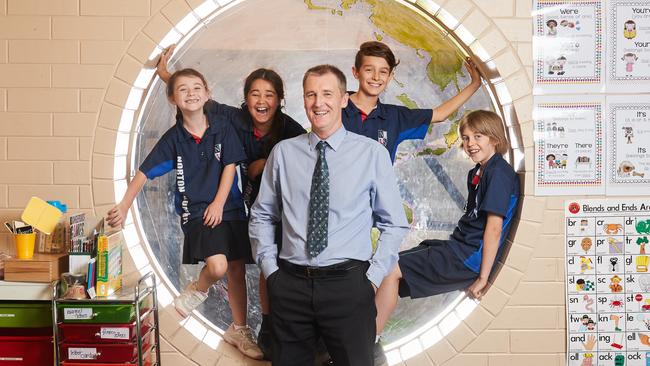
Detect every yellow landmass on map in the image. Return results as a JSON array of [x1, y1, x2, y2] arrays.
[[444, 120, 459, 148], [304, 0, 463, 91]]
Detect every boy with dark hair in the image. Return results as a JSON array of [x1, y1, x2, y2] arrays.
[[344, 41, 481, 162]]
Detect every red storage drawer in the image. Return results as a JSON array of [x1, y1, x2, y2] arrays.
[[58, 318, 151, 343], [0, 326, 52, 337], [0, 335, 54, 366], [60, 331, 151, 363]]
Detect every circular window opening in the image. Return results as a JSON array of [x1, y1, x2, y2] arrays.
[[129, 0, 521, 356]]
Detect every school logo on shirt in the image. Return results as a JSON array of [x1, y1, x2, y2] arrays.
[[214, 143, 222, 161], [378, 129, 388, 146]]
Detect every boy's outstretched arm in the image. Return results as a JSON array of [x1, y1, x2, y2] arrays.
[[466, 213, 503, 300], [107, 171, 148, 228], [204, 163, 236, 228], [156, 44, 176, 83], [430, 58, 481, 123]]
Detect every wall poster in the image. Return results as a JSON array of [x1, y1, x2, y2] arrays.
[[566, 199, 650, 366], [533, 0, 604, 93], [608, 0, 650, 91], [534, 96, 605, 195], [606, 96, 650, 195]]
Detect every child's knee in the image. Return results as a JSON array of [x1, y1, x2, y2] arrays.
[[205, 256, 228, 278]]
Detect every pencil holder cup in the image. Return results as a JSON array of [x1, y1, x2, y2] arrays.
[[14, 232, 36, 259], [61, 272, 87, 299]]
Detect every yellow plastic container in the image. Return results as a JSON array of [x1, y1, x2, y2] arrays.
[[15, 233, 36, 259]]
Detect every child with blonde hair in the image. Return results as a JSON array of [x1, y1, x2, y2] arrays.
[[374, 110, 519, 337]]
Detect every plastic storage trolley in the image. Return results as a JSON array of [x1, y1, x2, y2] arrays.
[[52, 272, 161, 366], [0, 301, 54, 365]]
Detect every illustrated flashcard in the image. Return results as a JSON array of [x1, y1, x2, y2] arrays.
[[606, 96, 650, 195], [533, 0, 604, 93], [608, 0, 650, 91], [534, 96, 605, 195], [566, 199, 650, 365]]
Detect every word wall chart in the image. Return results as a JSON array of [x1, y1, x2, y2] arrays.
[[566, 199, 650, 366], [532, 0, 650, 196], [533, 0, 604, 94], [606, 96, 650, 195], [608, 0, 650, 92]]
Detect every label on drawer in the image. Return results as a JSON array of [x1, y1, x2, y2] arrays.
[[100, 327, 129, 340], [68, 348, 98, 360], [63, 308, 93, 320], [0, 314, 16, 317]]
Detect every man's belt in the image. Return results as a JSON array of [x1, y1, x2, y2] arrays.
[[278, 259, 367, 279]]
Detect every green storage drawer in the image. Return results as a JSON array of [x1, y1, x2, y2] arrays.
[[0, 302, 52, 328], [57, 294, 151, 324]]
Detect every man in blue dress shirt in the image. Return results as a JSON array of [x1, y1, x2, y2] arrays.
[[249, 65, 409, 366]]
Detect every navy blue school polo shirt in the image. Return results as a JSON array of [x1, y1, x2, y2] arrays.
[[449, 153, 519, 273], [233, 105, 306, 208], [139, 107, 247, 227], [203, 100, 306, 207], [342, 97, 433, 162]]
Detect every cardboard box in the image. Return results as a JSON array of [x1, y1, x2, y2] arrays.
[[96, 231, 123, 297], [4, 253, 69, 283]]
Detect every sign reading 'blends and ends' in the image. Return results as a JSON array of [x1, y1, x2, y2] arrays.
[[566, 199, 650, 366]]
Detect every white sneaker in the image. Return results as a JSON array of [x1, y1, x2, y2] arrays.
[[223, 324, 264, 360], [174, 282, 208, 318]]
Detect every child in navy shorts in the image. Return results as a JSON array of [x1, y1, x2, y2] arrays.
[[345, 41, 482, 365], [374, 110, 520, 335], [106, 68, 263, 360]]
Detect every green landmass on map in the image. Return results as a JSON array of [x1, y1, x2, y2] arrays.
[[341, 0, 357, 9], [304, 0, 464, 92], [417, 147, 447, 157], [374, 32, 383, 41], [396, 93, 418, 109], [403, 203, 413, 224], [371, 203, 413, 250], [371, 227, 379, 251], [392, 77, 405, 88], [304, 0, 328, 11]]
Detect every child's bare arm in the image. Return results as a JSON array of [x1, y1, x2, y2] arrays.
[[247, 159, 267, 180], [430, 58, 481, 123], [107, 171, 148, 228], [156, 44, 176, 84], [203, 163, 236, 228], [466, 213, 503, 299]]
